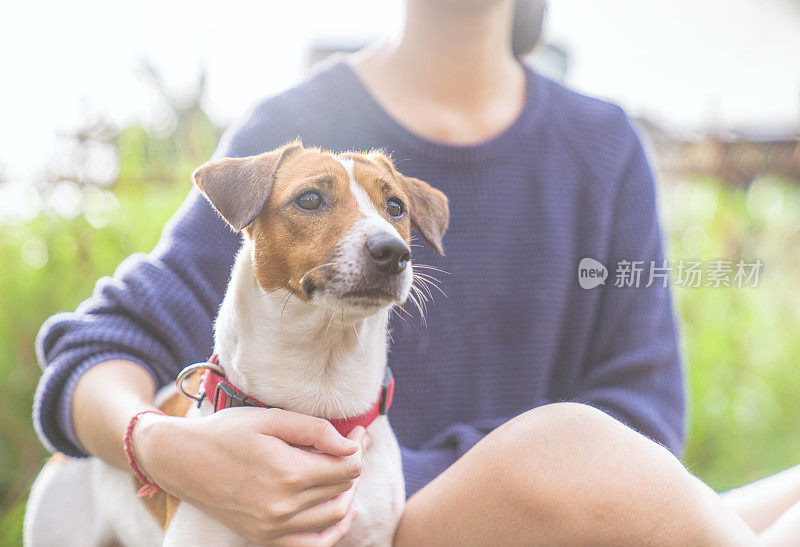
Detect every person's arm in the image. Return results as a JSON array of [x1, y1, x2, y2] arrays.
[[33, 185, 241, 457], [71, 359, 366, 544], [399, 125, 684, 497], [71, 360, 158, 470], [574, 126, 684, 454]]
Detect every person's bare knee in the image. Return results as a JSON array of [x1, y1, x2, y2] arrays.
[[481, 404, 656, 538], [481, 403, 748, 544], [398, 403, 754, 545]]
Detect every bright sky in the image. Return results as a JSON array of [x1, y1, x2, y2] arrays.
[[1, 0, 798, 183]]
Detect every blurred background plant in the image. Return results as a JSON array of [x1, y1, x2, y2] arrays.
[[1, 0, 799, 543], [0, 67, 221, 543]]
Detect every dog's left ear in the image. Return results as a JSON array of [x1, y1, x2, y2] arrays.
[[368, 151, 449, 255], [399, 175, 449, 255], [193, 141, 302, 231]]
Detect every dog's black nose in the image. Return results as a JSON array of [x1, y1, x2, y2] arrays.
[[365, 234, 411, 275]]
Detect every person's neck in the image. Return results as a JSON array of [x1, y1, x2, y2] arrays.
[[349, 0, 527, 145]]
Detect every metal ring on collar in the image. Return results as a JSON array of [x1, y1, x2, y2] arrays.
[[175, 361, 225, 404]]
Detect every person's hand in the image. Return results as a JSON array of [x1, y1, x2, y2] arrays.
[[132, 407, 369, 545]]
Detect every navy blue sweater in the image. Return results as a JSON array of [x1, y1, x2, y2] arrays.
[[34, 61, 685, 497]]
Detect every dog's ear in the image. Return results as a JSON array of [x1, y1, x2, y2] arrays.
[[367, 151, 449, 255], [193, 141, 303, 231], [398, 175, 449, 255]]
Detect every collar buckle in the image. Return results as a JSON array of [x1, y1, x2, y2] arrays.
[[214, 379, 263, 410]]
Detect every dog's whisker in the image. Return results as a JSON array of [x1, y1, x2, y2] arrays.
[[298, 262, 337, 286], [413, 272, 442, 284], [421, 282, 446, 299], [413, 277, 434, 300], [415, 293, 430, 319], [411, 263, 450, 275], [389, 304, 405, 320], [407, 291, 420, 316], [398, 301, 418, 323], [280, 290, 293, 333], [409, 291, 427, 327], [416, 283, 431, 306], [417, 284, 434, 302], [414, 274, 443, 292], [414, 272, 440, 285], [410, 289, 427, 314], [414, 273, 447, 298], [408, 285, 427, 315], [241, 286, 285, 307], [417, 285, 436, 306], [389, 307, 407, 323], [394, 304, 413, 318], [410, 283, 430, 304], [352, 324, 366, 356], [324, 302, 339, 339]]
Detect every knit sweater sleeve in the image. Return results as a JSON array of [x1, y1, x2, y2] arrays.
[[574, 131, 685, 453], [31, 108, 283, 457], [400, 131, 685, 498]]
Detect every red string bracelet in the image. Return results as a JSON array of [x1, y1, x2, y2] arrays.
[[123, 410, 165, 498]]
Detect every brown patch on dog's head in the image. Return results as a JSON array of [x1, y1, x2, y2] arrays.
[[245, 147, 363, 298], [193, 143, 449, 309]]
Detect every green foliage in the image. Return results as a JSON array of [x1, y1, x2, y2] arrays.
[[664, 175, 800, 491], [0, 109, 798, 542], [0, 181, 190, 544], [0, 106, 217, 544]]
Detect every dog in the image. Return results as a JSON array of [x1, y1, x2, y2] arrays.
[[24, 142, 449, 546]]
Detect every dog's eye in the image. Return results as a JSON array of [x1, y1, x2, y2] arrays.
[[386, 198, 405, 218], [296, 191, 322, 211]]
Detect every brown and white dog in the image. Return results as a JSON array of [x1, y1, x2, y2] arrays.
[[24, 143, 449, 546]]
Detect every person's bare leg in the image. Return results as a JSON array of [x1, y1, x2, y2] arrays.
[[394, 403, 756, 546], [723, 464, 800, 533], [759, 498, 800, 545]]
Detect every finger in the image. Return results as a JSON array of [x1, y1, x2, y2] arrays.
[[295, 480, 354, 511], [276, 508, 357, 547], [282, 476, 361, 533], [349, 425, 370, 452], [345, 426, 370, 451], [346, 425, 365, 445], [258, 409, 357, 456], [289, 447, 363, 487]]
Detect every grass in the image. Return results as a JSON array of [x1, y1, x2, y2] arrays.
[[0, 125, 798, 542]]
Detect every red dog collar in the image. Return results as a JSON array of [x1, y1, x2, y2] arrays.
[[198, 355, 395, 437]]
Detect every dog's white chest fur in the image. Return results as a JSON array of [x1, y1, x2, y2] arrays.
[[165, 244, 405, 546]]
